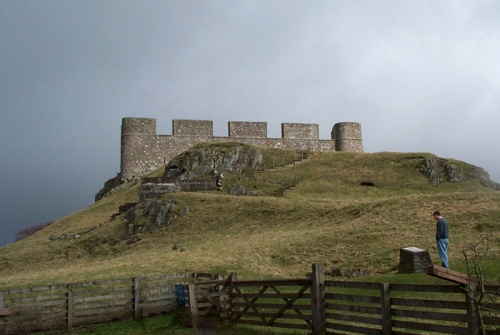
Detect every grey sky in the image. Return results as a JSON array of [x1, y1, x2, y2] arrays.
[[1, 1, 499, 247]]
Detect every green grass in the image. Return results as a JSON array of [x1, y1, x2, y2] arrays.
[[32, 314, 304, 335], [0, 148, 499, 289]]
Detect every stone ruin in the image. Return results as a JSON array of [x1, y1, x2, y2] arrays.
[[121, 118, 363, 181]]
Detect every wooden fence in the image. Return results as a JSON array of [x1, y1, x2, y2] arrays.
[[185, 264, 500, 335], [0, 272, 218, 335], [1, 265, 498, 335]]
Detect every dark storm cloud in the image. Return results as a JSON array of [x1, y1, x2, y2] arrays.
[[1, 1, 500, 247]]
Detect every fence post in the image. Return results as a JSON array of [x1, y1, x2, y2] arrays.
[[188, 284, 198, 330], [465, 284, 480, 335], [229, 273, 237, 322], [0, 291, 4, 331], [67, 284, 74, 332], [134, 277, 141, 321], [380, 283, 392, 335], [311, 263, 326, 335]]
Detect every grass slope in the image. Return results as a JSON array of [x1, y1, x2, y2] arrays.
[[0, 150, 499, 289]]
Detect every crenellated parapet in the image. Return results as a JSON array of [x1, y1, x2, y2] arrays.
[[120, 118, 363, 180]]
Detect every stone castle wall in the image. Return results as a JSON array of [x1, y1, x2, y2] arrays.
[[121, 118, 363, 180], [332, 122, 363, 152]]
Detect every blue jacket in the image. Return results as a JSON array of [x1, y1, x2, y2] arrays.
[[436, 217, 449, 239]]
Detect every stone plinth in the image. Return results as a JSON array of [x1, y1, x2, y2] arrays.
[[399, 247, 432, 274]]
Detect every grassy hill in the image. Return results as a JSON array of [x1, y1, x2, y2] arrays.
[[0, 147, 499, 289]]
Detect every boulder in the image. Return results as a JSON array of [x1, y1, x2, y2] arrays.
[[228, 184, 246, 196]]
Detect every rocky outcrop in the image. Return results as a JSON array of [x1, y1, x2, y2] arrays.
[[95, 174, 123, 201], [165, 143, 263, 181], [468, 166, 500, 191], [420, 157, 500, 190], [125, 199, 189, 236], [420, 158, 463, 186]]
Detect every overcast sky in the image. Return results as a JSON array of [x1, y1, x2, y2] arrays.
[[1, 1, 499, 247]]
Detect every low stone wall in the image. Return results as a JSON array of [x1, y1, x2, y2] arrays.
[[138, 183, 180, 202]]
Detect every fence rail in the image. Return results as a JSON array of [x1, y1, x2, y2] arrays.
[[1, 265, 499, 335], [185, 264, 500, 335], [0, 272, 218, 335]]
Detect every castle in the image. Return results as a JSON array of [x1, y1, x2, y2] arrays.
[[121, 118, 363, 180]]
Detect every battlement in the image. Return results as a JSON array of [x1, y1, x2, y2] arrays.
[[228, 121, 267, 138], [281, 123, 319, 139], [172, 120, 213, 137], [120, 118, 363, 180]]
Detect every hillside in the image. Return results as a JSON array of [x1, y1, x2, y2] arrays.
[[0, 146, 499, 289]]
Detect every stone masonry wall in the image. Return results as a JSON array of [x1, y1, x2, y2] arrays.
[[172, 120, 213, 136], [281, 123, 319, 139], [121, 118, 363, 180], [228, 121, 267, 138], [332, 122, 363, 152]]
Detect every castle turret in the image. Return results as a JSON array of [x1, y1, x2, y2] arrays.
[[121, 117, 160, 180], [332, 122, 363, 152]]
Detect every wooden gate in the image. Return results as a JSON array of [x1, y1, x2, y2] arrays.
[[184, 264, 325, 334], [185, 276, 233, 329], [231, 278, 313, 331]]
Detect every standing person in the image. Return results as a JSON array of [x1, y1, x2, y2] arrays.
[[433, 211, 449, 268]]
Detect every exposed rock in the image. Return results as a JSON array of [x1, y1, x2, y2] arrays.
[[126, 199, 185, 237], [420, 158, 463, 185], [180, 206, 190, 216], [443, 162, 463, 183], [468, 166, 500, 191], [127, 236, 141, 245], [172, 244, 187, 251], [420, 157, 500, 190], [420, 158, 441, 186], [228, 184, 246, 196], [108, 238, 119, 246], [165, 143, 263, 181], [119, 202, 137, 213], [95, 173, 123, 202], [327, 268, 343, 277], [343, 269, 371, 278]]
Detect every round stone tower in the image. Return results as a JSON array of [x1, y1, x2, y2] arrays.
[[331, 122, 363, 152], [121, 117, 159, 181]]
